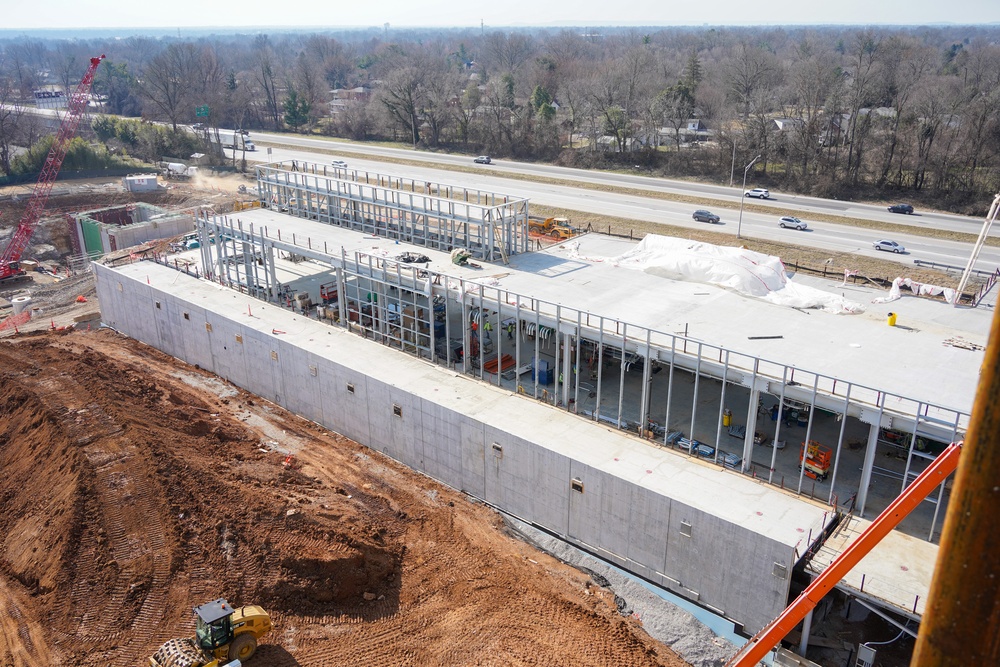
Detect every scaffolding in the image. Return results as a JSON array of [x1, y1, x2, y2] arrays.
[[255, 161, 529, 262]]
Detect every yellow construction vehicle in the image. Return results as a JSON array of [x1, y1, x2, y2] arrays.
[[150, 598, 272, 667], [528, 217, 576, 240]]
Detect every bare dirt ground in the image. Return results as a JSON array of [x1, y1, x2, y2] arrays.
[[0, 329, 689, 667]]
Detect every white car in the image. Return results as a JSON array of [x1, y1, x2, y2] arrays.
[[873, 239, 905, 253], [778, 216, 808, 230], [331, 160, 348, 168], [744, 188, 770, 199]]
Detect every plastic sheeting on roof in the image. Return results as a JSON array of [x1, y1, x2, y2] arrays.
[[571, 235, 865, 314], [872, 277, 957, 305]]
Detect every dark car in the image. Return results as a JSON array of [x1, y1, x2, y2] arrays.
[[692, 209, 720, 223], [888, 203, 914, 214], [474, 155, 492, 164]]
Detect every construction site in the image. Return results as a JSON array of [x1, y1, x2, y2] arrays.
[[1, 56, 998, 667]]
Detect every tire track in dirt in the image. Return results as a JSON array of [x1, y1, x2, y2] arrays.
[[16, 361, 173, 665]]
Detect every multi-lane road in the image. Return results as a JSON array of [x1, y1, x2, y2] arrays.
[[239, 132, 999, 272], [10, 104, 993, 271]]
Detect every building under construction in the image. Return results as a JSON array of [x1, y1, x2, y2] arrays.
[[92, 161, 987, 658]]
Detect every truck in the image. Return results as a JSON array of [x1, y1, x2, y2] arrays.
[[164, 162, 199, 178], [528, 217, 576, 240], [218, 130, 255, 152]]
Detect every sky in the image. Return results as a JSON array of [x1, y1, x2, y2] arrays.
[[2, 0, 999, 31]]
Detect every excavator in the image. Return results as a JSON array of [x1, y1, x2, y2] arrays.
[[150, 598, 272, 667]]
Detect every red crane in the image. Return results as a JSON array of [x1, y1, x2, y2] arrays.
[[0, 54, 105, 283]]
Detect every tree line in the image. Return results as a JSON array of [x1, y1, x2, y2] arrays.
[[1, 25, 998, 213]]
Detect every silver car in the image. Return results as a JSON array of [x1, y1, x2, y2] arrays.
[[778, 216, 808, 230], [873, 239, 905, 253], [744, 188, 770, 199]]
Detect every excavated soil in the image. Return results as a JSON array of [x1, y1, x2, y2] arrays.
[[0, 329, 689, 667]]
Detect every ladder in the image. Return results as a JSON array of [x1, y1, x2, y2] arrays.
[[493, 224, 509, 265]]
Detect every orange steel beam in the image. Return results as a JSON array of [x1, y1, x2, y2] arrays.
[[911, 302, 1000, 666], [724, 442, 962, 666]]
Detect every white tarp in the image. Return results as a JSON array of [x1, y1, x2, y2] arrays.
[[872, 277, 957, 304], [571, 235, 865, 314]]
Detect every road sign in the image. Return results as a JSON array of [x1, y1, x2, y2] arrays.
[[195, 105, 210, 117]]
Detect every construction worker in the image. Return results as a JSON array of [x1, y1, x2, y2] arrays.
[[507, 322, 515, 340]]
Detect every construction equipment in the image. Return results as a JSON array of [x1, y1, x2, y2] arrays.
[[450, 247, 481, 268], [798, 440, 832, 481], [149, 598, 272, 667], [528, 216, 576, 240], [0, 54, 104, 285], [724, 441, 962, 667]]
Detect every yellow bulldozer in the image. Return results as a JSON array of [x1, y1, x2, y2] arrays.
[[150, 598, 272, 667], [528, 217, 576, 240]]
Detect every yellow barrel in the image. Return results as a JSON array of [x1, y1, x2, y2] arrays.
[[888, 312, 897, 326], [723, 408, 732, 427]]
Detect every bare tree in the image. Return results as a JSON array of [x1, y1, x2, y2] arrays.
[[480, 32, 535, 76], [139, 43, 201, 131], [251, 37, 283, 130], [723, 42, 777, 119], [380, 64, 425, 147], [0, 77, 26, 175]]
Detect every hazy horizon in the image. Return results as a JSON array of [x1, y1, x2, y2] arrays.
[[2, 0, 999, 33]]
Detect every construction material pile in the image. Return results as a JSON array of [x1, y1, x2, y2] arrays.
[[575, 235, 865, 314]]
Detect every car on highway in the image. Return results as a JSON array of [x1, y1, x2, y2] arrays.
[[744, 188, 770, 199], [331, 160, 348, 168], [474, 155, 492, 164], [888, 203, 914, 214], [873, 239, 906, 253], [778, 216, 808, 230], [692, 209, 720, 223]]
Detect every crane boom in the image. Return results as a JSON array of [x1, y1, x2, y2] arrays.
[[0, 54, 105, 281], [724, 440, 963, 667]]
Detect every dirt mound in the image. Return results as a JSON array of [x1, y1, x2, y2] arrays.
[[0, 330, 688, 667]]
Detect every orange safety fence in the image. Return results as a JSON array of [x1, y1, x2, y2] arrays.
[[0, 310, 32, 332]]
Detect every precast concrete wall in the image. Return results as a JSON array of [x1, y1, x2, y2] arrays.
[[94, 263, 799, 634]]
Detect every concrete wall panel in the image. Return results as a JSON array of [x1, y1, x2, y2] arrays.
[[385, 387, 424, 470], [205, 313, 245, 387], [295, 351, 326, 424], [241, 327, 277, 401], [169, 303, 213, 372], [151, 297, 180, 359], [94, 267, 801, 635], [486, 436, 570, 533], [364, 379, 395, 458], [625, 486, 672, 578], [278, 343, 314, 417]]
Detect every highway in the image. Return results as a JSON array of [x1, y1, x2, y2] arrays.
[[238, 134, 1000, 273], [8, 105, 995, 272]]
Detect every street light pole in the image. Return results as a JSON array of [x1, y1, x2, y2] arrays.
[[730, 140, 737, 187], [736, 154, 761, 240]]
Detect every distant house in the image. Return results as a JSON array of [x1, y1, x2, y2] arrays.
[[819, 113, 850, 147], [772, 117, 805, 132], [657, 118, 712, 145], [595, 135, 641, 151], [328, 86, 374, 115], [331, 86, 372, 103]]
